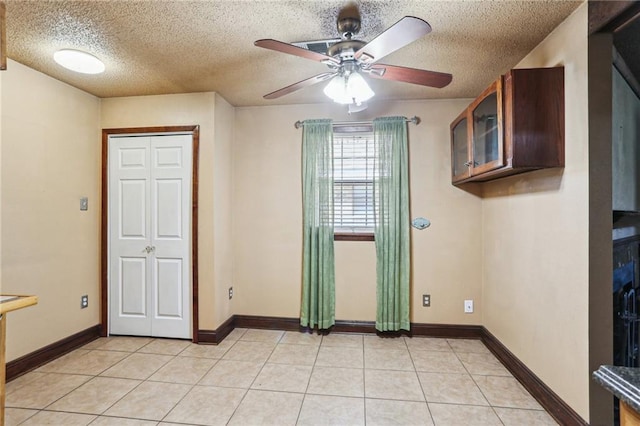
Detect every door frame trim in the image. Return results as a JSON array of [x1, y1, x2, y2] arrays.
[[101, 125, 200, 342]]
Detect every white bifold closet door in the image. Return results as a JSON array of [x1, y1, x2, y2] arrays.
[[109, 134, 192, 339]]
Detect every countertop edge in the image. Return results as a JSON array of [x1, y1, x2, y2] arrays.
[[593, 365, 640, 413], [0, 295, 38, 315]]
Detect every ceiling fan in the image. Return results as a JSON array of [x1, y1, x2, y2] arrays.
[[254, 7, 452, 107]]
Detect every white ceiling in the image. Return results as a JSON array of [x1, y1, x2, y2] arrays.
[[5, 0, 582, 107]]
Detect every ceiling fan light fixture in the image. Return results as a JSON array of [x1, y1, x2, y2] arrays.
[[323, 72, 374, 105], [348, 101, 368, 114], [323, 74, 350, 104], [347, 72, 374, 103], [53, 49, 105, 74]]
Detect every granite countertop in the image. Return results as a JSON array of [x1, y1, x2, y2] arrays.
[[593, 365, 640, 412]]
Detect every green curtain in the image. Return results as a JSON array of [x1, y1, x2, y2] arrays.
[[374, 116, 411, 332], [300, 119, 336, 330]]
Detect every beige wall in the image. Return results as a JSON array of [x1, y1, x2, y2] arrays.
[[1, 59, 102, 361], [481, 3, 590, 420], [101, 92, 233, 330], [212, 94, 235, 326], [232, 100, 483, 324]]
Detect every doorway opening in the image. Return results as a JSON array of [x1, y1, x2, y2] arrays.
[[590, 1, 640, 424]]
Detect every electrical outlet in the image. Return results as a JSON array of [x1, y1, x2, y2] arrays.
[[422, 294, 431, 307], [80, 197, 88, 211], [464, 299, 474, 313], [228, 287, 233, 300], [81, 295, 88, 309]]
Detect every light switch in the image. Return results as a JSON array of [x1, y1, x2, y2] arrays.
[[80, 197, 88, 211]]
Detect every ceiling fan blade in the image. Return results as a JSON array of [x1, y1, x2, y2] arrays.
[[255, 39, 339, 65], [369, 64, 452, 88], [264, 72, 337, 99], [355, 16, 431, 64]]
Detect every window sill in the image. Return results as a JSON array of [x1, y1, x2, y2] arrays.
[[334, 233, 374, 242]]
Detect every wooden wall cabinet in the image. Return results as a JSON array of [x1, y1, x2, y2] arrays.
[[0, 0, 5, 70], [451, 67, 564, 184]]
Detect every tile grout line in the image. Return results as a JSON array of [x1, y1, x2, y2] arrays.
[[12, 336, 227, 425], [14, 407, 41, 426], [406, 335, 439, 426], [156, 340, 218, 425], [451, 341, 507, 426], [456, 343, 552, 419], [15, 408, 99, 424], [97, 342, 181, 422], [39, 349, 139, 417], [17, 345, 146, 422], [294, 331, 324, 425], [223, 329, 286, 425], [99, 349, 176, 422], [90, 338, 199, 424]]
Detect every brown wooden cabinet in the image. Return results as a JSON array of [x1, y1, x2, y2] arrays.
[[451, 67, 564, 184], [621, 401, 640, 426]]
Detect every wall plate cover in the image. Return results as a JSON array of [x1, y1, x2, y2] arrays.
[[464, 299, 474, 313], [422, 294, 431, 307]]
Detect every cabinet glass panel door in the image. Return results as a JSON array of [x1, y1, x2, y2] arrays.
[[472, 93, 500, 169], [451, 117, 469, 181]]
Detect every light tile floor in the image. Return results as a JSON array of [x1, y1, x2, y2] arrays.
[[4, 329, 559, 425]]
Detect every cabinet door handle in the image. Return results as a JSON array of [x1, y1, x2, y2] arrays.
[[464, 161, 471, 167]]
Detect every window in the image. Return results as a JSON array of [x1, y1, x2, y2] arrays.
[[333, 125, 376, 240]]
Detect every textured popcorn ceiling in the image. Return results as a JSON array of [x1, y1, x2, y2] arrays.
[[5, 0, 582, 106]]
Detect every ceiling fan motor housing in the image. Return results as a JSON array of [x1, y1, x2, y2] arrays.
[[327, 40, 366, 62], [337, 16, 361, 39]]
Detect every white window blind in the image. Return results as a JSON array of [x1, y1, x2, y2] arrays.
[[333, 126, 376, 234]]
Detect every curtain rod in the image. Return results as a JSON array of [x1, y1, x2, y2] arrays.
[[294, 116, 420, 129]]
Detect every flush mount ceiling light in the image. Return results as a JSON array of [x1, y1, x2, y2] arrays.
[[53, 49, 105, 74]]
